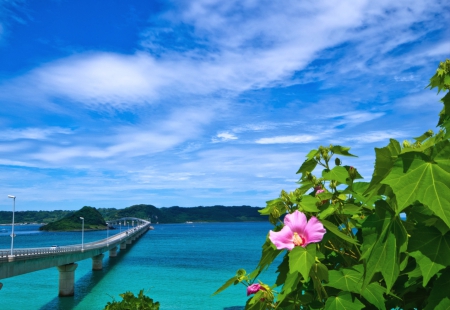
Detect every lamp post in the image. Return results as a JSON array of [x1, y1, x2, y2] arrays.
[[106, 221, 109, 246], [7, 195, 16, 257], [127, 221, 129, 230], [80, 217, 84, 251], [119, 222, 122, 233]]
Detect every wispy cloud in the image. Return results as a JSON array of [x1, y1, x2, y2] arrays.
[[0, 0, 448, 210], [0, 127, 73, 141], [343, 130, 407, 144], [212, 132, 238, 143], [255, 134, 319, 145]]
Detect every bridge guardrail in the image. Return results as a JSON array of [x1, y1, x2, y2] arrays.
[[0, 221, 150, 262]]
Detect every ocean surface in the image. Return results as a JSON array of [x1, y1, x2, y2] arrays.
[[0, 222, 281, 310]]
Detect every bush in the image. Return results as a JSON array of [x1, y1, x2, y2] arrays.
[[103, 290, 160, 310]]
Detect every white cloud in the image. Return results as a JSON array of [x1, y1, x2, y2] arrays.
[[212, 132, 238, 142], [343, 130, 407, 143], [424, 41, 450, 57], [255, 134, 318, 144], [395, 91, 442, 109], [328, 112, 385, 127], [0, 127, 73, 141]]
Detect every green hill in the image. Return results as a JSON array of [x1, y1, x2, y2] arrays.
[[39, 206, 107, 231], [0, 205, 265, 226]]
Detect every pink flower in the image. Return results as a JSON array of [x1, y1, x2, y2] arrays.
[[269, 210, 326, 250], [315, 188, 328, 204], [316, 189, 325, 195], [247, 283, 262, 296]]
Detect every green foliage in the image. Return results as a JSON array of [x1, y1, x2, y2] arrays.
[[39, 206, 107, 231], [0, 205, 264, 226], [216, 59, 450, 309], [103, 290, 160, 310]]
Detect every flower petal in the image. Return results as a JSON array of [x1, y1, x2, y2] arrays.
[[284, 210, 307, 235], [269, 226, 294, 250], [247, 283, 261, 296], [303, 216, 326, 245]]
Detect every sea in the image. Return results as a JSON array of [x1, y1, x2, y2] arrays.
[[0, 222, 281, 310]]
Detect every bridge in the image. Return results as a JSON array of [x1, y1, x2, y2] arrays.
[[0, 217, 152, 296]]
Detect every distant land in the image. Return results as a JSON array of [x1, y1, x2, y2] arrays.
[[0, 204, 265, 225], [39, 206, 107, 231]]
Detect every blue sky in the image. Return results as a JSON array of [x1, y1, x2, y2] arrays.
[[0, 0, 449, 211]]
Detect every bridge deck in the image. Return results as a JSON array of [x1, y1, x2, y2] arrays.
[[0, 218, 151, 280]]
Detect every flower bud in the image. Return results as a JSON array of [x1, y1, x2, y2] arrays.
[[348, 166, 357, 180], [335, 158, 341, 166], [330, 180, 337, 189], [402, 140, 411, 148]]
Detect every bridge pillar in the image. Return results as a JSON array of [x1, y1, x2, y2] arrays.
[[120, 242, 127, 250], [109, 246, 118, 257], [126, 239, 132, 245], [57, 263, 78, 297], [92, 254, 104, 270]]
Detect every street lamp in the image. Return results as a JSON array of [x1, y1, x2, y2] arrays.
[[80, 217, 84, 251], [106, 221, 109, 246], [119, 222, 122, 232], [127, 221, 129, 230], [7, 195, 16, 257]]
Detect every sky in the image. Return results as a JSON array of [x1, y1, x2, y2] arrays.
[[0, 0, 449, 211]]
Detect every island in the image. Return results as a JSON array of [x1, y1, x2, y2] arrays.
[[39, 206, 107, 231]]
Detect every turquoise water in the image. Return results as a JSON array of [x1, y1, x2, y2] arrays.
[[0, 222, 280, 309]]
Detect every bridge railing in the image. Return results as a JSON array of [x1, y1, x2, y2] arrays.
[[0, 221, 150, 261]]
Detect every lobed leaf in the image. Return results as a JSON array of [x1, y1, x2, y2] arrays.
[[299, 195, 320, 212], [322, 166, 350, 184], [364, 139, 401, 197], [382, 140, 450, 226], [297, 158, 318, 179], [408, 225, 450, 286], [326, 265, 386, 310], [288, 244, 316, 281], [330, 145, 358, 157], [324, 292, 365, 310]]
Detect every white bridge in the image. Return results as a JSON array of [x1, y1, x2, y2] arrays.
[[0, 217, 152, 296]]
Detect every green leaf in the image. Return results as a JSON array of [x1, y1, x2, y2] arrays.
[[364, 139, 401, 196], [382, 140, 450, 226], [322, 220, 359, 245], [330, 145, 358, 157], [362, 211, 407, 292], [297, 158, 318, 179], [326, 265, 386, 310], [318, 205, 336, 220], [288, 244, 316, 281], [324, 292, 365, 310], [424, 268, 450, 310], [409, 251, 445, 287], [212, 275, 238, 295], [305, 149, 319, 160], [299, 195, 320, 212], [341, 204, 362, 215], [312, 261, 329, 282], [414, 130, 434, 143], [408, 226, 450, 286], [249, 237, 282, 279], [245, 290, 267, 310], [276, 270, 301, 305], [259, 198, 286, 216], [322, 166, 351, 184]]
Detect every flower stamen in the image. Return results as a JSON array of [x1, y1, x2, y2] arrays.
[[293, 232, 304, 246]]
